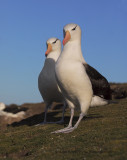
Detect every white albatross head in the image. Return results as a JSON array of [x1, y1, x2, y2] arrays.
[[45, 38, 61, 58], [63, 23, 81, 46]]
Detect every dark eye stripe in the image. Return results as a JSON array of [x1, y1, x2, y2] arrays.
[[72, 25, 77, 31], [63, 29, 65, 38], [52, 39, 58, 44]]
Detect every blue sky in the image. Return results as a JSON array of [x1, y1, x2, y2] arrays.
[[0, 0, 127, 105]]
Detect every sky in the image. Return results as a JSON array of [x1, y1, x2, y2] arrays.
[[0, 0, 127, 105]]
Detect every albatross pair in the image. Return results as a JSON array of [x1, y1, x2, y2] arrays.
[[38, 23, 111, 133]]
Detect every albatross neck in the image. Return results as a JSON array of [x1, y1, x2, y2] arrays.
[[62, 40, 85, 62]]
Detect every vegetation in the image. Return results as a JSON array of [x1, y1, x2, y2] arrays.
[[0, 98, 127, 160]]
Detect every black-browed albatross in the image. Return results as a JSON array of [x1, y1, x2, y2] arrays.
[[52, 23, 112, 133], [38, 38, 66, 125]]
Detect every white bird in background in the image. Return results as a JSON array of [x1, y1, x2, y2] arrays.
[[0, 102, 25, 118], [0, 102, 6, 111], [53, 23, 111, 133], [38, 38, 66, 124]]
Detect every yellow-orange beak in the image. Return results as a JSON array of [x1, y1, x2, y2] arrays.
[[63, 31, 71, 46], [45, 43, 52, 57]]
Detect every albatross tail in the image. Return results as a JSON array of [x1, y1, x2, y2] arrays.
[[90, 96, 118, 107]]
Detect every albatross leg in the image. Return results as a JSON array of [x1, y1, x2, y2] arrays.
[[52, 112, 84, 133], [56, 102, 66, 124], [36, 103, 66, 126], [51, 108, 74, 133], [35, 104, 50, 126], [62, 113, 84, 133]]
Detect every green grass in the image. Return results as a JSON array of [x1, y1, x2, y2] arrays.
[[0, 99, 127, 160]]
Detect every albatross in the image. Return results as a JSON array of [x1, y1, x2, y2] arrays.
[[38, 38, 66, 124], [52, 23, 112, 133]]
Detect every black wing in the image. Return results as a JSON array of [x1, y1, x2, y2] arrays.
[[83, 63, 111, 100]]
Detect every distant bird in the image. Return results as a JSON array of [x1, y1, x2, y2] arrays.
[[0, 102, 6, 111], [0, 102, 25, 118], [53, 23, 112, 133], [38, 38, 66, 124]]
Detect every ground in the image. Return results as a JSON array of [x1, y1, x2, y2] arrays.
[[0, 98, 127, 160]]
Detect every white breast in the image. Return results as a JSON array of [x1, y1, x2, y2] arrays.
[[56, 57, 93, 108]]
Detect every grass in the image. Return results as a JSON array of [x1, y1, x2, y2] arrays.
[[0, 99, 127, 160]]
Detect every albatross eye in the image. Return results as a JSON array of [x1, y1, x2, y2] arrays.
[[72, 25, 77, 31], [52, 39, 58, 44]]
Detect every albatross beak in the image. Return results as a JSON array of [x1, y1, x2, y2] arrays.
[[45, 43, 52, 57], [63, 31, 71, 46]]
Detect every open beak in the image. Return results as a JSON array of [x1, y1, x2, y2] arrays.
[[63, 31, 71, 46], [45, 43, 52, 57]]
